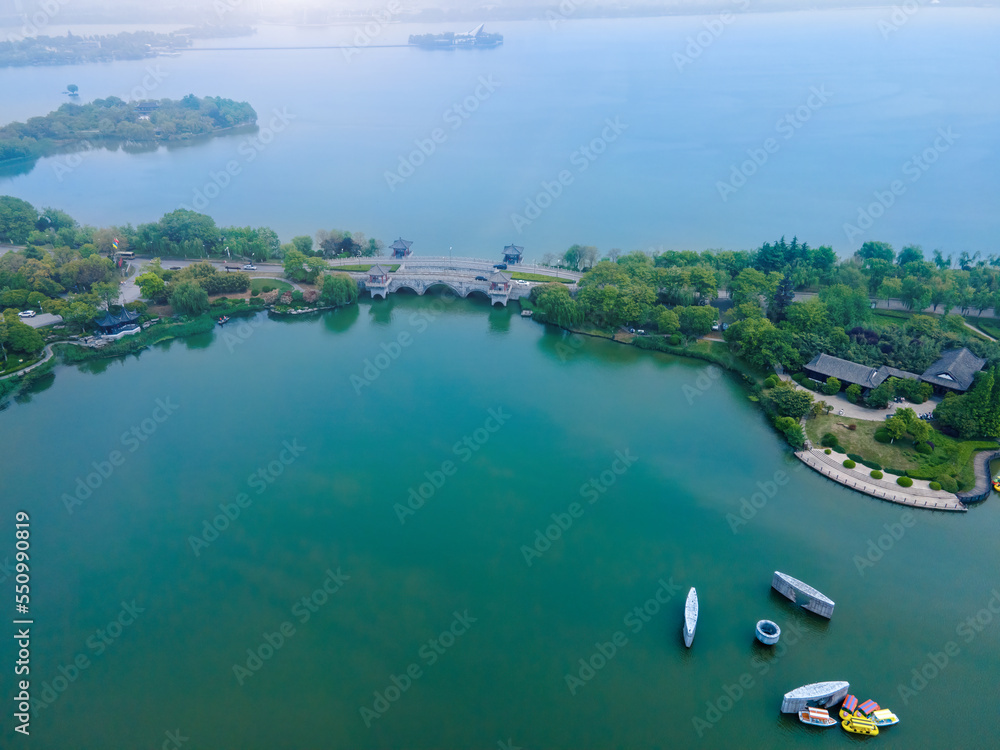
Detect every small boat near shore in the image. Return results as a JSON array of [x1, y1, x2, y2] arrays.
[[842, 714, 879, 736], [217, 316, 230, 325], [798, 707, 837, 727], [871, 708, 900, 727], [683, 587, 698, 648], [992, 474, 1000, 492]]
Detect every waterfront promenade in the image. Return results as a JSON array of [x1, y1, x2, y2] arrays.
[[796, 448, 967, 512]]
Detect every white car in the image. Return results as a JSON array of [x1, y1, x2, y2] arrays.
[[243, 264, 257, 271], [515, 279, 529, 286], [18, 310, 36, 318]]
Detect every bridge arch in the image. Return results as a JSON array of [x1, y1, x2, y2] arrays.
[[424, 281, 466, 299]]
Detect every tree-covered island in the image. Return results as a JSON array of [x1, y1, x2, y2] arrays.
[[0, 26, 252, 68], [0, 95, 258, 165]]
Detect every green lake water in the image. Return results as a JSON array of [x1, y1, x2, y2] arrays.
[[1, 296, 999, 748]]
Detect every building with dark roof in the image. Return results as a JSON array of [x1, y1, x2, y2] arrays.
[[804, 353, 919, 391], [367, 264, 392, 300], [920, 348, 986, 392], [390, 238, 412, 259], [803, 347, 986, 395], [502, 243, 523, 265], [95, 308, 140, 337]]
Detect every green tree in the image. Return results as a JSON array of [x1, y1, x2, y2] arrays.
[[283, 249, 327, 284], [845, 384, 862, 404], [291, 235, 313, 255], [319, 273, 359, 308], [857, 241, 895, 263], [764, 381, 813, 418], [876, 277, 902, 308], [884, 416, 907, 442], [67, 84, 79, 94], [822, 377, 841, 396], [135, 272, 167, 303], [0, 196, 38, 244], [655, 307, 680, 334], [92, 281, 120, 311], [677, 305, 717, 336], [532, 283, 582, 328], [169, 280, 209, 316]]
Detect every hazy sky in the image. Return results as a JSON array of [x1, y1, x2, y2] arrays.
[[5, 0, 994, 28]]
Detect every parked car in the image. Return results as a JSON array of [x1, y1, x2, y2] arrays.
[[711, 324, 721, 331], [515, 279, 529, 286], [18, 310, 36, 318], [493, 263, 507, 270], [475, 275, 487, 281], [637, 329, 645, 334], [243, 264, 257, 271], [169, 266, 181, 271]]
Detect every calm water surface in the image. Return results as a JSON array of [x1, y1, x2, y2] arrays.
[[1, 10, 998, 257], [1, 297, 999, 749]]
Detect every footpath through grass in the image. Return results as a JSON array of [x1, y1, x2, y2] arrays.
[[805, 413, 996, 489]]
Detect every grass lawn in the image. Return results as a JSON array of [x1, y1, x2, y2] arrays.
[[1, 353, 43, 377], [333, 263, 400, 272], [871, 308, 916, 326], [805, 413, 996, 489], [250, 278, 294, 294], [510, 272, 574, 284]]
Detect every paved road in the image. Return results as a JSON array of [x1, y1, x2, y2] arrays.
[[793, 291, 1000, 321], [22, 313, 63, 328]]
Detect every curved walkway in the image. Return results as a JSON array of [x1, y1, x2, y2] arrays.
[[957, 450, 1000, 504], [0, 343, 57, 380], [797, 448, 966, 512]]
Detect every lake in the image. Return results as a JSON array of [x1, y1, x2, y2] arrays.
[[1, 9, 999, 259], [1, 296, 999, 748]]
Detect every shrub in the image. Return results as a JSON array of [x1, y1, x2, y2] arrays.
[[763, 375, 779, 389], [668, 333, 681, 346], [822, 376, 841, 396], [861, 459, 882, 471], [251, 288, 260, 297], [843, 459, 856, 469], [929, 482, 942, 491], [937, 476, 959, 493], [896, 476, 914, 488], [831, 444, 846, 454], [847, 424, 857, 431], [847, 453, 864, 463], [915, 442, 932, 455], [845, 383, 862, 403], [821, 433, 838, 447], [874, 429, 891, 444], [870, 470, 884, 480], [885, 467, 906, 476], [824, 448, 832, 454], [791, 372, 806, 384], [261, 285, 274, 293]]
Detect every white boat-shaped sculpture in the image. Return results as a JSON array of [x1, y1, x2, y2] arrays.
[[683, 587, 698, 648], [798, 707, 837, 727], [771, 571, 835, 618], [780, 681, 850, 713]]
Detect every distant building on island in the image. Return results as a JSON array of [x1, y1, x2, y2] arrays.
[[133, 102, 159, 114], [502, 243, 523, 265], [390, 238, 412, 259], [804, 347, 985, 395], [409, 24, 503, 49]]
